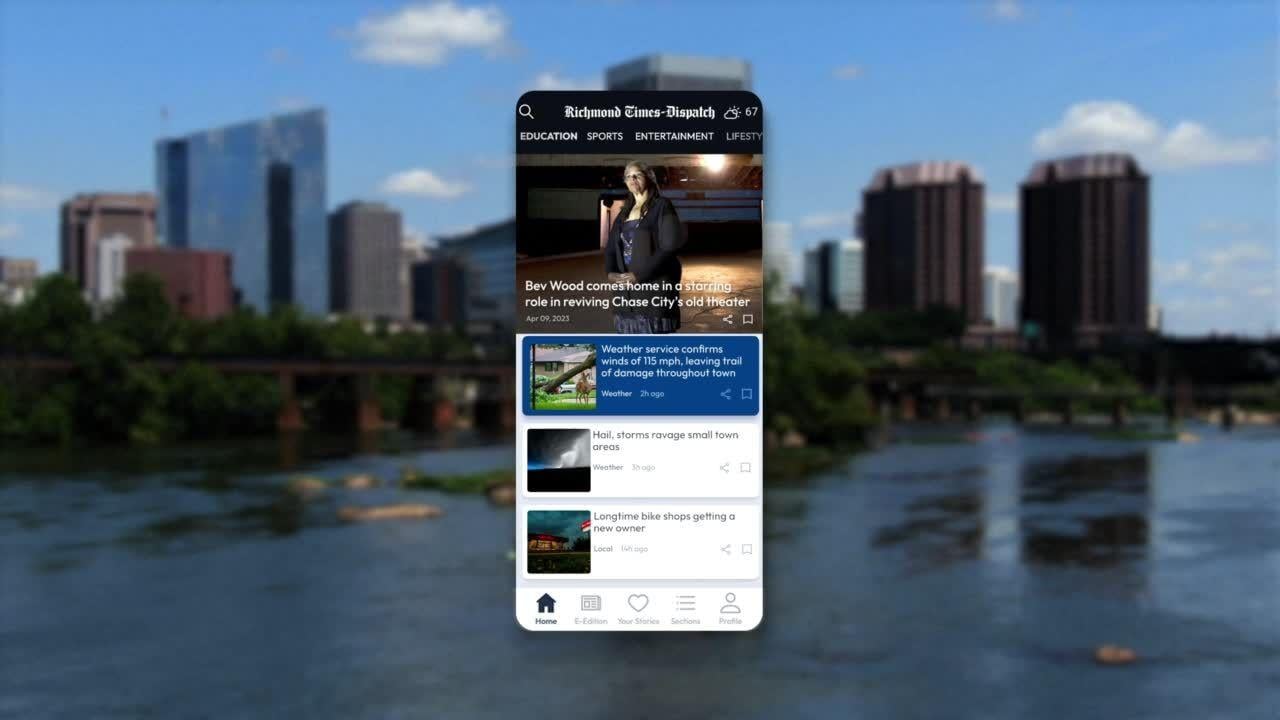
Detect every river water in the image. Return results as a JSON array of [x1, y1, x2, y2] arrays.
[[2, 422, 1278, 718]]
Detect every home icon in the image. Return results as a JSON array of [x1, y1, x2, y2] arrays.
[[537, 593, 556, 613]]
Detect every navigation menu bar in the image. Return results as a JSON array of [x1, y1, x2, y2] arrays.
[[516, 91, 763, 154]]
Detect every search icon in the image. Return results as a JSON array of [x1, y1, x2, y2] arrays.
[[518, 103, 534, 120]]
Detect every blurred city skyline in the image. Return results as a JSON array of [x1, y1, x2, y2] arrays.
[[0, 0, 1275, 335]]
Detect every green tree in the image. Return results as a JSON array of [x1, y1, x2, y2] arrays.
[[104, 273, 181, 355], [225, 374, 282, 432], [321, 316, 378, 359], [264, 305, 326, 357], [68, 324, 171, 444], [766, 302, 875, 445], [166, 362, 234, 437], [7, 275, 91, 354], [25, 385, 76, 445]]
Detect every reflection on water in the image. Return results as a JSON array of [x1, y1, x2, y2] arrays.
[[118, 497, 310, 553], [872, 491, 984, 569], [1023, 512, 1149, 567], [1020, 452, 1151, 567], [2, 423, 1279, 718]]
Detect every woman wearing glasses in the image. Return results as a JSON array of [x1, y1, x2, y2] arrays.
[[605, 161, 686, 334]]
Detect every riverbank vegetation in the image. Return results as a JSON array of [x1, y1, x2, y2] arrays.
[[761, 295, 1179, 444], [7, 272, 1265, 450], [398, 466, 510, 493], [0, 274, 479, 447]]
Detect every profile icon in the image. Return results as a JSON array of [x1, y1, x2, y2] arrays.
[[719, 592, 741, 614]]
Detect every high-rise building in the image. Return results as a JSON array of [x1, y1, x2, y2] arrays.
[[1021, 153, 1149, 349], [763, 222, 794, 303], [835, 239, 864, 314], [94, 233, 134, 305], [0, 257, 38, 306], [328, 201, 403, 321], [983, 266, 1020, 329], [605, 54, 752, 91], [803, 239, 863, 314], [411, 256, 468, 329], [862, 162, 984, 324], [400, 234, 431, 321], [125, 247, 233, 319], [0, 257, 38, 289], [803, 245, 827, 313], [1148, 303, 1163, 333], [437, 220, 516, 335], [59, 193, 157, 298], [156, 108, 327, 314]]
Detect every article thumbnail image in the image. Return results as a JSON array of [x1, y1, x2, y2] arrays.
[[516, 153, 763, 334], [527, 510, 591, 574], [527, 428, 591, 493], [530, 343, 596, 410]]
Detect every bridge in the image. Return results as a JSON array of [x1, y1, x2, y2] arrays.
[[0, 355, 517, 433], [6, 356, 1274, 433], [863, 367, 1278, 428]]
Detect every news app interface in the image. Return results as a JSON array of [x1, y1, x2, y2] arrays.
[[514, 91, 764, 631]]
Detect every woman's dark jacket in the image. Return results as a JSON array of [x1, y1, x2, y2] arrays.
[[604, 195, 686, 323]]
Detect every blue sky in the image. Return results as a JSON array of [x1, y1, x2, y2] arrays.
[[1, 0, 1275, 335]]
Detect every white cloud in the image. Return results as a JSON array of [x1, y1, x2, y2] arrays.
[[799, 210, 852, 230], [0, 183, 58, 210], [1204, 242, 1270, 267], [1163, 246, 1280, 334], [1157, 121, 1273, 169], [1034, 101, 1161, 153], [1162, 290, 1278, 336], [988, 0, 1025, 21], [380, 169, 472, 199], [1155, 259, 1193, 285], [987, 192, 1017, 212], [350, 1, 509, 67], [1033, 101, 1273, 170], [833, 64, 864, 80], [1199, 242, 1273, 289], [529, 71, 602, 92], [1166, 296, 1230, 312], [0, 222, 19, 240], [1157, 243, 1275, 306]]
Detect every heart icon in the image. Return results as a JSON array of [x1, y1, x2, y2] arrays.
[[627, 593, 649, 612]]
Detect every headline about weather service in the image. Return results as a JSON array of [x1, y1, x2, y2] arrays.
[[514, 91, 764, 631]]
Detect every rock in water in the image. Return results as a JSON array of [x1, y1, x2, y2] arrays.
[[342, 473, 378, 489], [781, 430, 807, 449], [1094, 645, 1138, 665], [486, 483, 516, 506], [338, 504, 444, 522], [286, 476, 328, 500]]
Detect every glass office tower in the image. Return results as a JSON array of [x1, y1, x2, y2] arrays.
[[156, 108, 327, 314]]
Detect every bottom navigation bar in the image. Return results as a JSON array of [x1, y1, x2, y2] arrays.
[[516, 587, 762, 631]]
